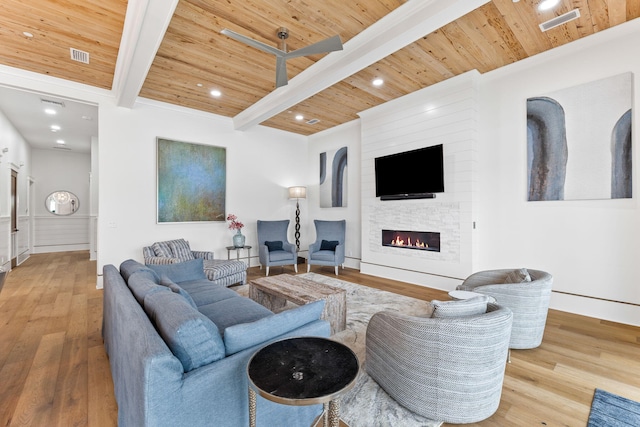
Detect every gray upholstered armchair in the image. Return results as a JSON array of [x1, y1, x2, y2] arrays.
[[307, 220, 345, 275], [366, 300, 513, 424], [256, 220, 297, 276], [456, 268, 553, 349]]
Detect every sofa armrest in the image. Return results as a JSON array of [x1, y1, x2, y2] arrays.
[[192, 251, 214, 260], [144, 256, 180, 265]]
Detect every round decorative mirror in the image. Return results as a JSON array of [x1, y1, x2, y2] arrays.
[[45, 191, 79, 216]]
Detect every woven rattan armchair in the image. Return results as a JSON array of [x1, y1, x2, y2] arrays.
[[365, 303, 513, 424], [456, 269, 553, 349]]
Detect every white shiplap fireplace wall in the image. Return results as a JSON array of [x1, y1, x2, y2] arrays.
[[358, 71, 479, 291]]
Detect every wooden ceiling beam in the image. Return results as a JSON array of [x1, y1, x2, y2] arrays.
[[232, 0, 490, 131]]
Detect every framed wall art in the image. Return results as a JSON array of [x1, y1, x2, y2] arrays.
[[157, 138, 226, 223], [527, 72, 632, 201]]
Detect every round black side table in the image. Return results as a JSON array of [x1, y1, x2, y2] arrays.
[[247, 336, 359, 427]]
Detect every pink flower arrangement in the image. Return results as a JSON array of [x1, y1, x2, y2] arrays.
[[226, 214, 244, 231]]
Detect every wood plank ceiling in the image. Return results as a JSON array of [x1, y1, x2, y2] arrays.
[[0, 0, 638, 136]]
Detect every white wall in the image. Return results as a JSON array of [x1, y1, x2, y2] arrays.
[[31, 149, 90, 253], [98, 98, 308, 270], [0, 109, 31, 269], [307, 121, 362, 269], [476, 20, 640, 325]]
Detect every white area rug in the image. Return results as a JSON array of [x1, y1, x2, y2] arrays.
[[238, 273, 443, 427]]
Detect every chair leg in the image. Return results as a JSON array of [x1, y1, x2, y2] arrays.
[[507, 349, 511, 364], [266, 266, 269, 276], [294, 263, 298, 273], [307, 264, 311, 273], [334, 266, 338, 275]]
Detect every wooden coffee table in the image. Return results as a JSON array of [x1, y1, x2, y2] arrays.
[[249, 274, 346, 335]]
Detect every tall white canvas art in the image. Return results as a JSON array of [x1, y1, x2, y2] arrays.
[[319, 147, 348, 208], [527, 72, 633, 201]]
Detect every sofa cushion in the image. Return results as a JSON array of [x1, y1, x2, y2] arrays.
[[169, 239, 195, 262], [120, 259, 159, 282], [320, 240, 339, 251], [504, 268, 532, 284], [152, 241, 172, 258], [178, 280, 240, 306], [311, 251, 336, 262], [265, 240, 283, 252], [224, 300, 325, 355], [430, 295, 489, 318], [147, 258, 207, 283], [128, 272, 170, 306], [159, 275, 198, 309], [198, 298, 272, 333], [144, 290, 225, 371]]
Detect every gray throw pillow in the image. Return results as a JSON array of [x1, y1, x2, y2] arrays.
[[430, 295, 489, 318], [504, 268, 531, 284], [148, 258, 207, 284]]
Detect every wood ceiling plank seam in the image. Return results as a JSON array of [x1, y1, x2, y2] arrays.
[[145, 54, 275, 92], [350, 61, 423, 97], [491, 0, 554, 57], [567, 0, 599, 38], [400, 43, 457, 82], [419, 30, 478, 77], [456, 5, 522, 68], [481, 2, 530, 62], [586, 0, 612, 32], [627, 0, 640, 19], [439, 20, 496, 73], [606, 0, 628, 26]]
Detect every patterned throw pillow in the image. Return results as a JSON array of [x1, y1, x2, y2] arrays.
[[168, 239, 195, 262], [430, 295, 489, 318], [152, 241, 172, 258], [504, 268, 531, 284]]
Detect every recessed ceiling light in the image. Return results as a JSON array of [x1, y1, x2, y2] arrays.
[[23, 31, 33, 38], [196, 83, 203, 87], [210, 89, 221, 97], [372, 78, 384, 86], [44, 108, 56, 115], [56, 140, 65, 145], [538, 0, 560, 11], [50, 125, 61, 131], [295, 114, 304, 121], [81, 115, 93, 121]]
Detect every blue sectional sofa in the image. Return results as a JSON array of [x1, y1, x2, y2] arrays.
[[102, 258, 330, 427]]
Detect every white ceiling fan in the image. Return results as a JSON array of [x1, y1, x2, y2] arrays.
[[220, 27, 343, 88]]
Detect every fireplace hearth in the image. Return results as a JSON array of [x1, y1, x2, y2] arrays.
[[382, 229, 440, 252]]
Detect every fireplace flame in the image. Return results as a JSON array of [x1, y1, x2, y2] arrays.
[[391, 235, 428, 248]]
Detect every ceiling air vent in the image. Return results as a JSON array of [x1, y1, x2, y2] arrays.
[[53, 145, 71, 151], [306, 118, 320, 125], [70, 48, 90, 64], [539, 9, 581, 32], [41, 99, 65, 108]]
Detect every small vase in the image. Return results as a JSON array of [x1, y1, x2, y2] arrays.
[[233, 230, 245, 248]]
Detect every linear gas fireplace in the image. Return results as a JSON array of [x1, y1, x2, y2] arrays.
[[382, 229, 440, 252]]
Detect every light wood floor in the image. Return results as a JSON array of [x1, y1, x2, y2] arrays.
[[1, 253, 639, 426]]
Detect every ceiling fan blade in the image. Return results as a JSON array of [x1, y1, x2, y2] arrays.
[[220, 29, 284, 57], [275, 57, 288, 88], [284, 35, 343, 59]]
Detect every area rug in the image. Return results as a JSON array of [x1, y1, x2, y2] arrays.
[[237, 273, 443, 427], [588, 388, 640, 426]]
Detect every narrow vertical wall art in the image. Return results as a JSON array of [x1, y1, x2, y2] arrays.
[[527, 72, 632, 201], [320, 147, 348, 207]]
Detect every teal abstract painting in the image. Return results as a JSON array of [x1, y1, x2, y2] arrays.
[[157, 138, 226, 223]]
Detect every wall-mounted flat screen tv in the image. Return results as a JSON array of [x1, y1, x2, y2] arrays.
[[375, 144, 444, 199]]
